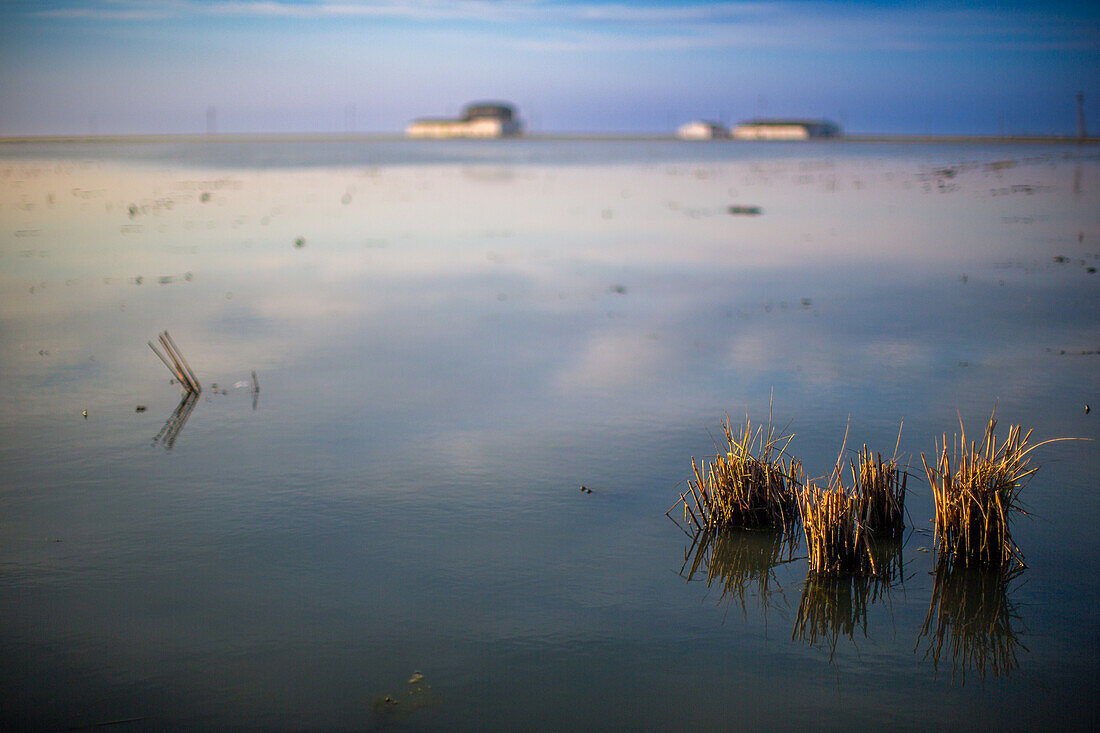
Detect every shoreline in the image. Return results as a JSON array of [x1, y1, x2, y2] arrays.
[[0, 132, 1097, 145]]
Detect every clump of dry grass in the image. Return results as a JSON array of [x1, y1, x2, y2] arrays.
[[798, 477, 874, 575], [921, 411, 1052, 569], [797, 422, 911, 574], [675, 415, 802, 533], [853, 443, 908, 537]]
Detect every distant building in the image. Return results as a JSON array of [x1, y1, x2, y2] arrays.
[[406, 102, 522, 138], [677, 121, 728, 140], [731, 119, 841, 140]]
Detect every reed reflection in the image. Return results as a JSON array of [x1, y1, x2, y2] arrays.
[[792, 537, 904, 660], [680, 528, 799, 620], [154, 392, 199, 450], [916, 555, 1026, 685]]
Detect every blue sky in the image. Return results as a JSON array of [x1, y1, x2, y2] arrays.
[[0, 0, 1097, 136]]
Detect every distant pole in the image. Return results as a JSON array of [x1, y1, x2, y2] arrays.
[[1077, 92, 1087, 140], [206, 106, 217, 136]]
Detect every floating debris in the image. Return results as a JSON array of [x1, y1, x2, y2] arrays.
[[371, 671, 441, 724], [728, 205, 762, 216]]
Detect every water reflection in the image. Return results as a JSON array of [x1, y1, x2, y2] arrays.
[[0, 141, 1097, 729], [792, 538, 904, 660], [680, 528, 799, 620], [153, 392, 198, 449], [916, 556, 1026, 685]]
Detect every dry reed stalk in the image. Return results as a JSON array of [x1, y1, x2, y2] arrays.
[[853, 443, 908, 537], [921, 411, 1051, 568], [149, 330, 201, 395], [798, 478, 874, 575], [678, 415, 801, 533], [916, 554, 1025, 685]]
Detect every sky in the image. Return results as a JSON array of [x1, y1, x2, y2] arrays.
[[0, 0, 1097, 136]]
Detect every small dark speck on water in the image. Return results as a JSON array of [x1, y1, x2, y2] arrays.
[[200, 192, 211, 203], [728, 205, 762, 216], [82, 410, 87, 419], [1088, 267, 1096, 274], [1054, 255, 1069, 263], [135, 405, 146, 412], [579, 486, 593, 494], [611, 285, 627, 294], [1086, 404, 1091, 415], [294, 237, 305, 248]]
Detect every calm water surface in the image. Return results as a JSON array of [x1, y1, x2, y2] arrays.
[[1, 140, 1098, 730]]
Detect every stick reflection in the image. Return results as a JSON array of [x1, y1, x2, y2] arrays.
[[681, 528, 799, 620], [792, 537, 904, 660], [153, 392, 199, 450], [916, 555, 1026, 685]]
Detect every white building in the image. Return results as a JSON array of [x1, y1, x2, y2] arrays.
[[406, 102, 522, 139], [676, 121, 728, 140], [731, 119, 841, 140]]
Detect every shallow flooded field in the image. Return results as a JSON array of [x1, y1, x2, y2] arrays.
[[1, 139, 1098, 730]]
